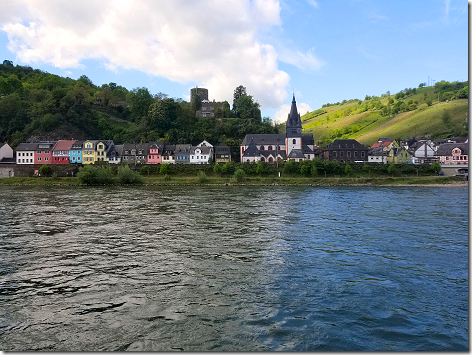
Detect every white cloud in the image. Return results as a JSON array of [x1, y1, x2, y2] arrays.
[[274, 101, 312, 124], [0, 0, 293, 110], [278, 47, 324, 72], [307, 0, 319, 9]]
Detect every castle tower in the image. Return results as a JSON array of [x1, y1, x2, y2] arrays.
[[285, 95, 303, 155], [190, 87, 209, 103]]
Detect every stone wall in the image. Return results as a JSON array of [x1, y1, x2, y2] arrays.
[[0, 163, 80, 178]]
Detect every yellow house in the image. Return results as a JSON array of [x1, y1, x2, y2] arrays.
[[387, 147, 412, 164], [96, 141, 107, 162], [82, 140, 97, 164]]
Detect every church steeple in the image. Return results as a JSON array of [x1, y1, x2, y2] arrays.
[[286, 94, 302, 137]]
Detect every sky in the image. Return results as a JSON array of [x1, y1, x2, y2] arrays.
[[0, 0, 468, 123]]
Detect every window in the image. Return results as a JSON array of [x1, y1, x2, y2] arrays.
[[38, 157, 41, 161], [361, 151, 365, 158], [354, 151, 358, 157], [333, 151, 337, 157], [268, 145, 273, 150], [347, 151, 351, 158], [340, 151, 343, 157], [260, 146, 265, 151], [293, 139, 296, 144]]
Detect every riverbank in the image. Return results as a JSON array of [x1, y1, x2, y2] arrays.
[[0, 175, 467, 187]]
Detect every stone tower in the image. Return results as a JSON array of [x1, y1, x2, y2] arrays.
[[190, 87, 209, 103]]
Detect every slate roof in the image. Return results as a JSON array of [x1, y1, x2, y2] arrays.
[[242, 134, 286, 146], [436, 143, 469, 156], [215, 142, 231, 154], [16, 143, 38, 151], [193, 145, 212, 155], [302, 134, 315, 146], [326, 139, 368, 150], [368, 147, 386, 156], [242, 139, 259, 157], [288, 149, 306, 159], [71, 141, 83, 150]]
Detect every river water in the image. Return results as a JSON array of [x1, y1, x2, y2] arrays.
[[0, 185, 468, 351]]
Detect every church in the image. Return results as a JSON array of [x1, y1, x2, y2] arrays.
[[240, 95, 316, 163]]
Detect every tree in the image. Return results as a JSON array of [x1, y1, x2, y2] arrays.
[[431, 162, 441, 174], [233, 85, 247, 102], [441, 110, 451, 126], [39, 164, 50, 177], [344, 164, 352, 177], [159, 163, 170, 175], [388, 163, 397, 176], [234, 168, 246, 182], [78, 75, 93, 86], [419, 83, 426, 88]]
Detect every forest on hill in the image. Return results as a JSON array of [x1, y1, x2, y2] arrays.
[[0, 60, 279, 151], [301, 81, 468, 147], [0, 59, 467, 151]]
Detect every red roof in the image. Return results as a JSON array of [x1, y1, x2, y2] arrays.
[[53, 140, 75, 151], [370, 140, 393, 149]]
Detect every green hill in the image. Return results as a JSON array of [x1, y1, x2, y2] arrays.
[[302, 84, 468, 147]]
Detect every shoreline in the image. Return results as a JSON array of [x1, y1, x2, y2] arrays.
[[0, 176, 468, 187]]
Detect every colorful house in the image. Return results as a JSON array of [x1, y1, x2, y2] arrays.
[[52, 140, 75, 164], [70, 141, 83, 164], [175, 144, 192, 164], [107, 144, 122, 164], [436, 143, 468, 165], [82, 140, 98, 164], [147, 142, 164, 164], [35, 141, 57, 164], [387, 147, 412, 164]]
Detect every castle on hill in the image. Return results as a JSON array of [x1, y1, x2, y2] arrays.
[[240, 95, 316, 163]]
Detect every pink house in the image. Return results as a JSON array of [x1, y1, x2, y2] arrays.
[[35, 141, 57, 165], [52, 140, 75, 164], [147, 142, 164, 164]]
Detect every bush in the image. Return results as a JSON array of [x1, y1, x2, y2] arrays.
[[51, 172, 58, 180], [140, 165, 151, 176], [234, 168, 246, 182], [118, 165, 143, 184], [39, 164, 50, 177], [77, 165, 115, 185], [197, 171, 208, 184], [159, 163, 170, 175]]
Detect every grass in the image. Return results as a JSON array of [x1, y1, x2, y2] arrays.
[[0, 175, 465, 187], [301, 85, 468, 147]]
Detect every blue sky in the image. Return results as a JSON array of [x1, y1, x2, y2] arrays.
[[0, 0, 468, 123]]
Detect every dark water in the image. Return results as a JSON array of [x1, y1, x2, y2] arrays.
[[0, 185, 468, 351]]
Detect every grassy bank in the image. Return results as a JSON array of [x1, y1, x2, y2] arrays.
[[0, 175, 466, 187]]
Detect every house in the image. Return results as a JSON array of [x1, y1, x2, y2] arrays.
[[0, 142, 14, 163], [215, 143, 232, 164], [108, 144, 123, 164], [161, 145, 175, 164], [387, 147, 412, 164], [240, 95, 315, 163], [70, 141, 83, 164], [175, 144, 192, 164], [324, 139, 368, 162], [409, 141, 437, 164], [370, 138, 398, 152], [52, 140, 75, 164], [435, 143, 468, 165], [121, 143, 148, 165], [35, 141, 57, 164], [16, 143, 37, 164], [147, 142, 164, 164], [96, 140, 114, 163], [82, 140, 98, 164], [191, 141, 213, 164], [368, 147, 388, 164]]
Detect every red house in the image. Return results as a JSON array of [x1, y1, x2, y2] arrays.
[[147, 142, 164, 164], [52, 140, 75, 164], [35, 141, 57, 165]]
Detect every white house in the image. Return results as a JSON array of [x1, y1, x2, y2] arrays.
[[0, 142, 14, 162], [191, 140, 214, 164]]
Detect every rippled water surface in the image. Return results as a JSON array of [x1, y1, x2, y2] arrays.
[[0, 185, 468, 351]]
